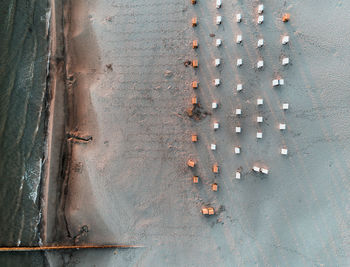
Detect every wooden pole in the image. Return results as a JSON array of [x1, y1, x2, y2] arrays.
[[0, 245, 143, 252]]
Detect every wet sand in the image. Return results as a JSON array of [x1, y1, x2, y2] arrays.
[[45, 0, 350, 266], [41, 0, 66, 245]]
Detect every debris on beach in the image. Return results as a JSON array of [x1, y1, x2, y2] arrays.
[[184, 60, 192, 67], [164, 70, 173, 78], [67, 131, 93, 144], [105, 63, 113, 71]]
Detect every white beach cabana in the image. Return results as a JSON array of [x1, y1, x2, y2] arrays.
[[253, 166, 260, 172], [282, 57, 289, 65], [234, 146, 241, 154], [279, 123, 286, 130], [281, 148, 288, 155], [282, 36, 290, 45], [258, 4, 264, 14], [235, 171, 241, 179], [261, 168, 269, 174], [256, 131, 263, 139]]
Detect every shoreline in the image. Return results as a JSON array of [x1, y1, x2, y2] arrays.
[[40, 0, 69, 245], [41, 0, 101, 246], [59, 0, 101, 243]]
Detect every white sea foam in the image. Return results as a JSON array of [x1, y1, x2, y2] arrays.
[[24, 159, 42, 203], [45, 8, 52, 38]]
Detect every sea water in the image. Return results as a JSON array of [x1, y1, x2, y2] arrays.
[[0, 0, 49, 264]]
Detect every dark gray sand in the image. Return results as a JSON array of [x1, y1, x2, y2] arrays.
[[47, 0, 350, 266]]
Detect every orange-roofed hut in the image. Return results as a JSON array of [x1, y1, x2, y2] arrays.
[[212, 164, 219, 173], [187, 159, 195, 168]]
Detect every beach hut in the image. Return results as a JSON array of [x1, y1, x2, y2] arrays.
[[192, 40, 198, 49], [257, 60, 264, 69], [279, 123, 286, 130], [201, 207, 209, 215], [212, 183, 218, 191], [191, 0, 196, 4], [192, 60, 198, 68], [216, 16, 222, 25], [191, 134, 198, 142], [282, 103, 289, 110], [253, 166, 260, 172], [212, 102, 218, 109], [272, 79, 284, 87], [237, 58, 243, 66], [193, 176, 199, 183], [234, 146, 241, 154], [192, 81, 198, 89], [235, 126, 242, 133], [215, 58, 221, 66], [256, 131, 263, 139], [257, 39, 264, 48], [216, 0, 222, 8], [236, 108, 242, 115], [202, 207, 215, 215], [237, 84, 243, 91], [208, 207, 215, 215], [236, 13, 242, 23], [216, 39, 222, 47], [257, 98, 263, 105], [211, 144, 216, 151], [272, 79, 279, 86], [257, 116, 263, 123], [282, 57, 289, 65], [214, 78, 220, 86], [282, 13, 290, 22], [258, 15, 264, 24], [281, 148, 288, 155], [261, 168, 269, 175], [213, 122, 219, 130], [235, 171, 241, 179], [192, 17, 197, 27], [236, 35, 242, 43], [187, 159, 195, 167], [282, 36, 290, 45], [212, 164, 219, 173], [258, 4, 264, 14], [191, 97, 197, 105]]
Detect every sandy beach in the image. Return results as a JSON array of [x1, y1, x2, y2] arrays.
[[40, 0, 67, 245], [43, 0, 350, 266]]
